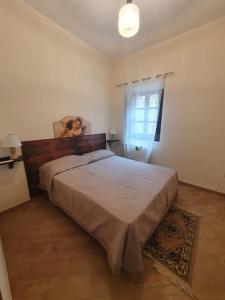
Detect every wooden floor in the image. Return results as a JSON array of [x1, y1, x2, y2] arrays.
[[0, 184, 225, 300]]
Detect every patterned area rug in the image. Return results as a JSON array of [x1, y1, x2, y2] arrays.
[[143, 206, 199, 296]]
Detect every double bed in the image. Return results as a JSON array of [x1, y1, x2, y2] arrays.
[[22, 134, 178, 277]]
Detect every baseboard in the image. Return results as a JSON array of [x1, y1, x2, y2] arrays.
[[0, 200, 30, 216], [179, 181, 225, 197], [0, 193, 48, 215]]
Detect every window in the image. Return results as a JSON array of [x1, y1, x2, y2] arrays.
[[126, 89, 164, 147], [124, 79, 164, 162]]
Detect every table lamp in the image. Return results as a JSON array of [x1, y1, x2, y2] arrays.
[[110, 129, 117, 139], [2, 134, 22, 160]]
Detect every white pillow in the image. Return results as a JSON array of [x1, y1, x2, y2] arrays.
[[82, 149, 114, 163]]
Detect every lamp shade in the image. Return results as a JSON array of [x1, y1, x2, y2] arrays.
[[110, 129, 117, 135], [2, 134, 22, 148], [118, 3, 139, 38]]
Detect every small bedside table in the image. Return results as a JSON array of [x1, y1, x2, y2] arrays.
[[0, 156, 23, 169], [106, 139, 120, 148]]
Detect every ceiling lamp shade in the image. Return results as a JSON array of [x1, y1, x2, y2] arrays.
[[118, 0, 140, 38]]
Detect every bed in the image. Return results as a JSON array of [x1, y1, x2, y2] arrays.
[[22, 134, 178, 277]]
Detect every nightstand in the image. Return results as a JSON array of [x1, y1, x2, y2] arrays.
[[106, 139, 120, 147], [0, 156, 23, 169]]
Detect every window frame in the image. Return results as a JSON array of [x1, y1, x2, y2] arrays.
[[126, 89, 164, 144]]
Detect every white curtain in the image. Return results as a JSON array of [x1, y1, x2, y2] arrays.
[[124, 78, 164, 163]]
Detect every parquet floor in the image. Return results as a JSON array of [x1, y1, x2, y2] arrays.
[[0, 184, 225, 300]]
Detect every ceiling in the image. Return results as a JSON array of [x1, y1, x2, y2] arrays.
[[23, 0, 225, 58]]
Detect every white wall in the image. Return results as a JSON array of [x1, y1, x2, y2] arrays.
[[112, 17, 225, 194], [0, 0, 112, 211], [0, 239, 12, 300]]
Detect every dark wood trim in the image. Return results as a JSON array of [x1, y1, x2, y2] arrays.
[[22, 134, 106, 198], [179, 181, 225, 197]]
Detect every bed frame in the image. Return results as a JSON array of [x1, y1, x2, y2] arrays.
[[22, 133, 106, 198]]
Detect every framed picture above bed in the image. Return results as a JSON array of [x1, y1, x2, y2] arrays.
[[53, 116, 91, 138]]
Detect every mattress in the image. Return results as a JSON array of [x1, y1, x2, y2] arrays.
[[39, 150, 178, 276]]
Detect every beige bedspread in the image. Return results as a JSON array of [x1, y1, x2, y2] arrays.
[[39, 151, 178, 276]]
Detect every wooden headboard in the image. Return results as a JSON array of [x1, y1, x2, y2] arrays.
[[22, 133, 106, 198]]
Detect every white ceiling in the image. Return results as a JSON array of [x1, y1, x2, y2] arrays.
[[23, 0, 225, 58]]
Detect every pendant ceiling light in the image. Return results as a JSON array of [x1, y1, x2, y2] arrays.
[[118, 0, 140, 38]]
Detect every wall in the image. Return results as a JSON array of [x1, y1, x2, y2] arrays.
[[0, 0, 112, 211], [112, 17, 225, 194], [0, 238, 12, 300]]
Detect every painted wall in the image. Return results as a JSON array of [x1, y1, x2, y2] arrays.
[[0, 0, 112, 211], [112, 17, 225, 194], [0, 238, 12, 300]]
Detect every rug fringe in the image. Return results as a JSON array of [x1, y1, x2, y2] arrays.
[[143, 253, 199, 299]]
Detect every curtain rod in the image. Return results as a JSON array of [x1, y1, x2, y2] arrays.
[[116, 71, 175, 88]]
